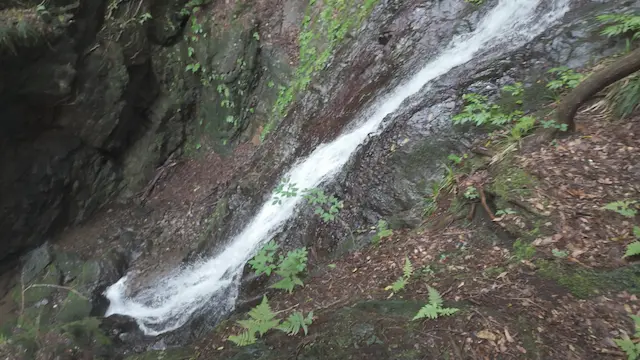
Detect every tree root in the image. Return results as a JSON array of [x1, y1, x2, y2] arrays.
[[556, 46, 640, 130], [478, 186, 495, 220]]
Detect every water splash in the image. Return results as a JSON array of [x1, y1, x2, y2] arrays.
[[105, 0, 570, 335]]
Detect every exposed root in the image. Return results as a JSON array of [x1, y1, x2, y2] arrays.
[[478, 185, 494, 220]]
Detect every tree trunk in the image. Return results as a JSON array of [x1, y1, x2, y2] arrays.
[[556, 47, 640, 130]]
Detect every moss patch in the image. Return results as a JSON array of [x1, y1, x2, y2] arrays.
[[124, 348, 194, 360], [11, 264, 62, 306], [488, 156, 539, 209], [537, 261, 640, 298], [55, 292, 92, 323]]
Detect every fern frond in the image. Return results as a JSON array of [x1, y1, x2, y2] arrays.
[[427, 286, 443, 308], [236, 296, 280, 336], [414, 287, 459, 320], [403, 257, 414, 279], [632, 314, 640, 338], [277, 311, 314, 336], [385, 277, 407, 293], [228, 331, 257, 346], [413, 304, 440, 320], [614, 336, 640, 360], [437, 307, 460, 316]]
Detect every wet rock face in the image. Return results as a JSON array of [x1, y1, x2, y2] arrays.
[[0, 0, 190, 264], [309, 0, 634, 251]]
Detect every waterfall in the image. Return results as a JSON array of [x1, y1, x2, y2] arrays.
[[105, 0, 570, 336]]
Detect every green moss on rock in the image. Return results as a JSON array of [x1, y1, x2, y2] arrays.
[[537, 261, 640, 298], [124, 348, 194, 360]]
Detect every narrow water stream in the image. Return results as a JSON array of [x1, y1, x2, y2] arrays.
[[105, 0, 570, 336]]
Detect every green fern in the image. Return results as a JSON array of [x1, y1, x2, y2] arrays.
[[228, 331, 257, 346], [229, 296, 280, 346], [413, 286, 459, 320], [270, 248, 308, 293], [614, 314, 640, 360], [386, 277, 408, 293], [385, 257, 413, 295], [277, 311, 314, 336], [605, 74, 640, 119], [402, 257, 414, 279]]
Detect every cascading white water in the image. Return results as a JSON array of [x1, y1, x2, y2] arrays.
[[105, 0, 570, 335]]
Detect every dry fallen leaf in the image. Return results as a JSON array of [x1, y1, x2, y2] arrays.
[[504, 328, 514, 343], [477, 330, 498, 341]]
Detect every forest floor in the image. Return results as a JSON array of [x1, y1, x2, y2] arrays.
[[192, 108, 640, 359]]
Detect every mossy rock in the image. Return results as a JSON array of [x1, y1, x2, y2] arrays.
[[488, 158, 538, 206], [124, 348, 194, 360], [55, 292, 92, 323], [537, 261, 640, 298], [68, 260, 101, 294], [54, 251, 86, 283], [58, 318, 111, 349], [11, 264, 62, 306]]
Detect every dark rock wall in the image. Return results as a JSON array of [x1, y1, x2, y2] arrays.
[[0, 0, 188, 263]]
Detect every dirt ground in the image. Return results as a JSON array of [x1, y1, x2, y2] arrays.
[[195, 109, 640, 359]]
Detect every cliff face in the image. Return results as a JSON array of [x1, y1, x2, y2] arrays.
[[0, 0, 298, 264]]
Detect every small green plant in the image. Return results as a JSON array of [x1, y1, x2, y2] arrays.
[[624, 226, 640, 258], [272, 178, 299, 205], [228, 296, 315, 346], [513, 239, 536, 260], [385, 257, 413, 296], [261, 0, 381, 141], [420, 265, 435, 277], [371, 219, 393, 245], [413, 286, 459, 320], [503, 82, 524, 101], [597, 13, 640, 118], [253, 31, 260, 41], [604, 201, 640, 258], [248, 242, 308, 293], [271, 248, 308, 293], [464, 186, 479, 200], [603, 200, 638, 218], [304, 188, 343, 223], [509, 116, 537, 140], [423, 163, 456, 216], [546, 67, 585, 93], [447, 153, 467, 165], [185, 62, 201, 73], [248, 240, 278, 276], [614, 314, 640, 360], [277, 311, 314, 335], [540, 119, 569, 131], [138, 12, 152, 24], [453, 93, 508, 126], [228, 296, 280, 346], [495, 208, 517, 216], [453, 83, 538, 142], [552, 248, 569, 258]]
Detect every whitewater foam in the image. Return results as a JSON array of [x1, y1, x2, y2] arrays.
[[105, 0, 570, 335]]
